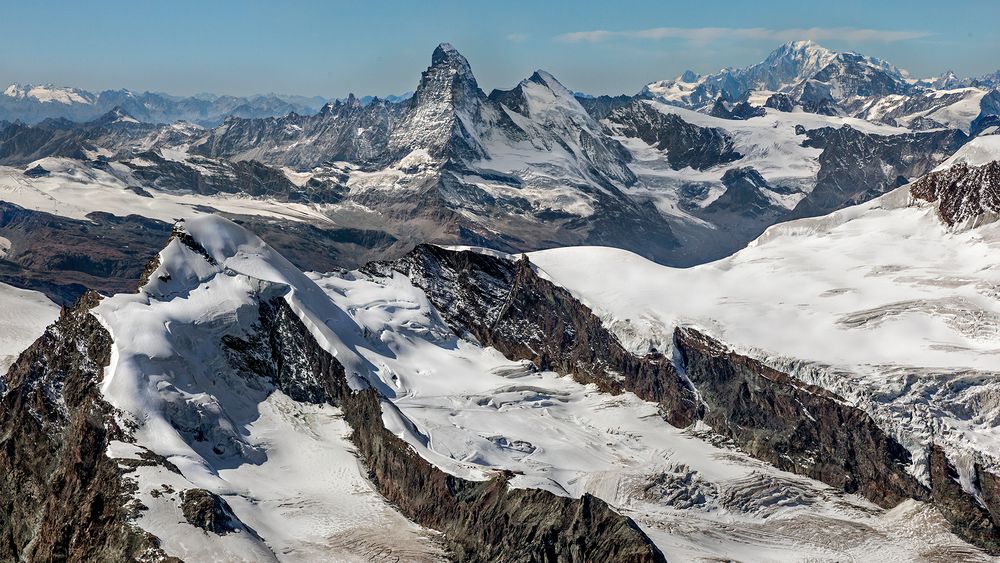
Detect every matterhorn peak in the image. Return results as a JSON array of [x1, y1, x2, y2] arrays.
[[411, 42, 481, 106], [431, 42, 473, 75]]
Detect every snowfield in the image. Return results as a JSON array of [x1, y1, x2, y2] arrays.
[[528, 185, 1000, 488], [936, 133, 1000, 170], [93, 216, 444, 562], [0, 158, 334, 224], [0, 282, 59, 373], [312, 264, 990, 562]]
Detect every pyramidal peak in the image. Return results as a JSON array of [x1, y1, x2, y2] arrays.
[[431, 42, 473, 75]]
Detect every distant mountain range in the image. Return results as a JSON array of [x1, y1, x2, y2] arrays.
[[0, 83, 413, 126], [0, 40, 996, 296]]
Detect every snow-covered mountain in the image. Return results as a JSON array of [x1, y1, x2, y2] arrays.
[[6, 32, 1000, 563], [2, 83, 96, 105], [4, 147, 1000, 558], [0, 41, 987, 290], [642, 40, 844, 107], [640, 40, 999, 136], [193, 43, 679, 264], [0, 83, 330, 126]]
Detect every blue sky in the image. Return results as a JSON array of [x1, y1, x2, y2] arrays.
[[2, 0, 999, 97]]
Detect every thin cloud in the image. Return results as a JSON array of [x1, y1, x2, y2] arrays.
[[506, 33, 529, 43], [557, 26, 931, 45]]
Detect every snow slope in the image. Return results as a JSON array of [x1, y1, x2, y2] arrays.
[[936, 133, 1000, 169], [528, 185, 1000, 487], [311, 259, 987, 561], [93, 216, 442, 561], [0, 282, 59, 373], [0, 158, 333, 224]]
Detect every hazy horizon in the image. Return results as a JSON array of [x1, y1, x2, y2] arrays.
[[3, 0, 999, 99]]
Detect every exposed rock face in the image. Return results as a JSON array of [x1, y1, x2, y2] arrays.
[[929, 445, 1000, 554], [225, 295, 666, 562], [575, 93, 634, 120], [123, 150, 344, 203], [0, 201, 173, 303], [0, 292, 167, 562], [604, 100, 741, 170], [704, 167, 782, 217], [806, 52, 911, 100], [193, 96, 402, 169], [180, 489, 245, 536], [673, 326, 1000, 554], [708, 99, 765, 120], [0, 109, 164, 165], [793, 125, 967, 217], [764, 93, 796, 112], [910, 161, 1000, 227], [673, 327, 925, 507], [365, 245, 701, 426]]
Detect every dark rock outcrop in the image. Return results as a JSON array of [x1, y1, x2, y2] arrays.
[[709, 99, 765, 120], [793, 125, 967, 218], [764, 93, 796, 112], [674, 326, 1000, 554], [929, 445, 1000, 554], [365, 245, 701, 426], [704, 167, 780, 217], [0, 201, 173, 304], [575, 93, 635, 120], [673, 327, 925, 507], [124, 150, 345, 203], [910, 161, 1000, 227], [180, 489, 245, 536], [605, 100, 742, 170]]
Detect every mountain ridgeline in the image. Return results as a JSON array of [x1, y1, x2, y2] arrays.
[[1, 41, 998, 272]]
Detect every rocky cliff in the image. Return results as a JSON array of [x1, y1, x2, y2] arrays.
[[225, 295, 668, 562], [366, 245, 701, 427]]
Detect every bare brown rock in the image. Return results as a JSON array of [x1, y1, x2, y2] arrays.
[[911, 161, 1000, 227]]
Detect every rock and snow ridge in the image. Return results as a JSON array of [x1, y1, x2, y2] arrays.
[[1, 41, 992, 272], [523, 164, 1000, 494], [2, 210, 992, 560], [79, 216, 664, 561]]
